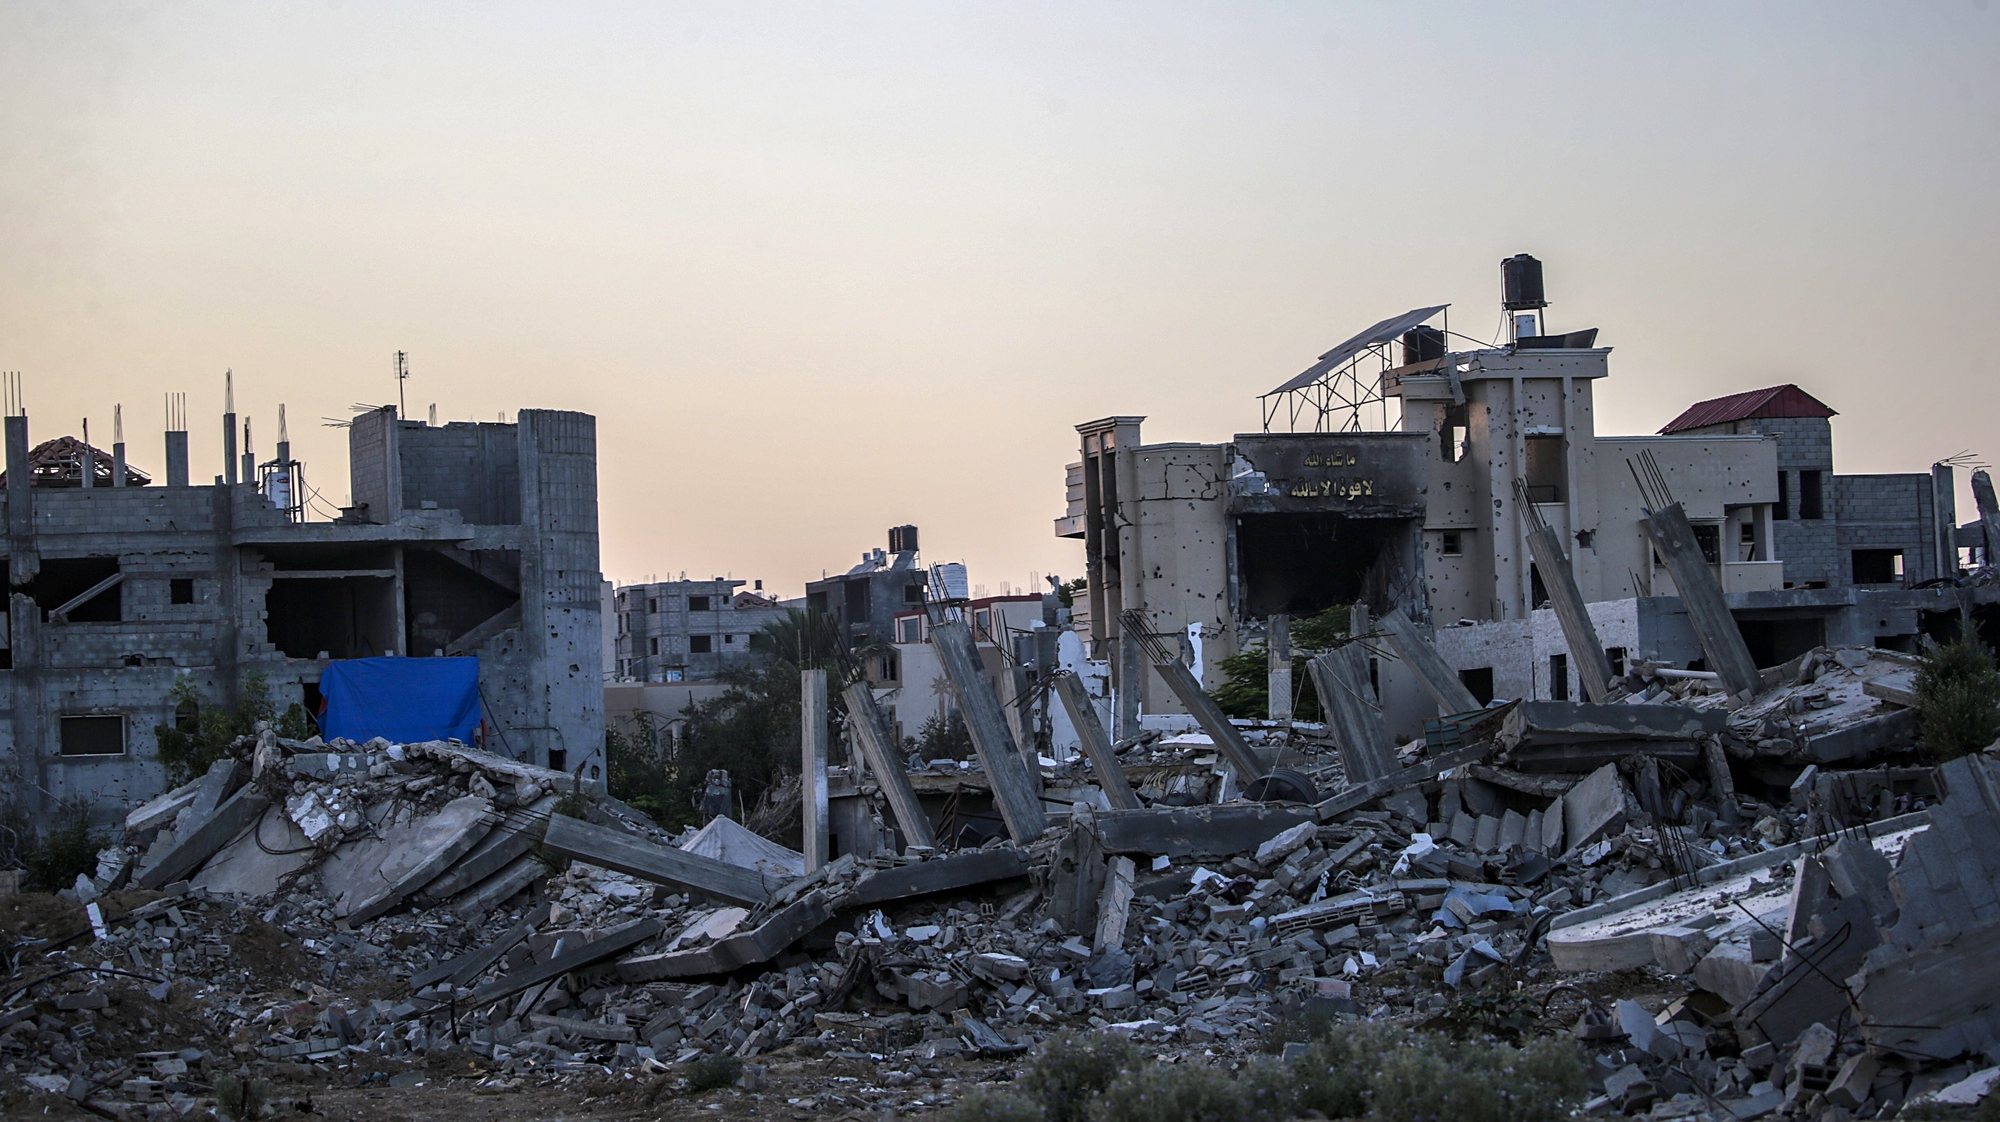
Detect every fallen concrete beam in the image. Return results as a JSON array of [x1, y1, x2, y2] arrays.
[[1518, 513, 1618, 704], [1497, 700, 1722, 771], [843, 847, 1032, 907], [1093, 804, 1313, 859], [125, 778, 201, 836], [619, 894, 833, 982], [541, 814, 777, 906], [410, 903, 551, 992], [1150, 656, 1267, 784], [414, 796, 557, 907], [468, 917, 663, 1007], [932, 620, 1048, 844], [1802, 707, 1920, 764], [1313, 743, 1493, 822], [1051, 671, 1141, 811], [136, 786, 271, 889], [1638, 501, 1762, 698], [452, 853, 549, 922], [1377, 608, 1482, 716], [843, 680, 937, 850], [1305, 646, 1398, 784], [49, 570, 126, 622]]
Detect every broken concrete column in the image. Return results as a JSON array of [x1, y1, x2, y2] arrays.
[[1267, 614, 1293, 724], [931, 619, 1048, 844], [1518, 515, 1619, 704], [541, 813, 776, 906], [802, 669, 830, 871], [1051, 671, 1141, 811], [1150, 656, 1266, 785], [1638, 502, 1761, 698], [1306, 646, 1397, 783], [1376, 608, 1480, 715], [842, 680, 937, 852]]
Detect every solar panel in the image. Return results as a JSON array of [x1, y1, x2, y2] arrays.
[[1263, 304, 1449, 397]]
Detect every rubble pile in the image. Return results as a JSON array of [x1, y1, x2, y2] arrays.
[[2, 644, 1995, 1119]]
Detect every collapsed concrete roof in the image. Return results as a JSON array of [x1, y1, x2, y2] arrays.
[[0, 435, 151, 487]]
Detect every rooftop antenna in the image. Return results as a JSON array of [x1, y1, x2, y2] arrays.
[[395, 351, 410, 417], [113, 403, 123, 444], [3, 371, 22, 417]]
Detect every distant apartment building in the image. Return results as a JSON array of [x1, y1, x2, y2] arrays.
[[805, 526, 928, 649], [611, 578, 789, 681]]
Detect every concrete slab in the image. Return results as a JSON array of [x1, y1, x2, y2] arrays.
[[321, 795, 498, 922], [136, 787, 272, 889], [1561, 763, 1627, 854], [191, 806, 314, 898]]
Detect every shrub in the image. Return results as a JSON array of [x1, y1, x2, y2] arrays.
[[944, 1088, 1045, 1122], [1091, 1060, 1292, 1122], [1290, 1021, 1408, 1119], [685, 1053, 742, 1093], [1915, 635, 2000, 760], [21, 798, 105, 893], [1021, 1031, 1142, 1122], [1284, 1022, 1587, 1122]]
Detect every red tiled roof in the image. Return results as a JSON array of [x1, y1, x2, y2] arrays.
[[1658, 384, 1836, 434]]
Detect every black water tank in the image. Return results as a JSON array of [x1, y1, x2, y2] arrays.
[[1502, 254, 1546, 310], [889, 524, 919, 554], [1401, 325, 1447, 366]]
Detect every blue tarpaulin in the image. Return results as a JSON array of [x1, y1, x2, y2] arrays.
[[319, 656, 481, 745]]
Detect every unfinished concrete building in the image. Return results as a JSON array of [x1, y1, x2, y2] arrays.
[[2, 395, 605, 826], [611, 578, 790, 682], [1058, 257, 1981, 738], [804, 527, 928, 649]]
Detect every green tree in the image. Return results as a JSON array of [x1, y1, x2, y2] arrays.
[[1210, 604, 1351, 721], [1915, 633, 2000, 761], [661, 609, 882, 830], [152, 672, 292, 786]]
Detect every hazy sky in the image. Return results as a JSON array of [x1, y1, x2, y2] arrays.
[[4, 2, 1996, 596]]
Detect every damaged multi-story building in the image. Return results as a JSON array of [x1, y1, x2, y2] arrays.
[[610, 577, 791, 682], [1059, 256, 1989, 740], [2, 389, 605, 824]]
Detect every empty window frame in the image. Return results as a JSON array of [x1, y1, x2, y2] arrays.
[[690, 634, 713, 654], [1549, 654, 1569, 701], [1459, 667, 1495, 706], [687, 595, 711, 612], [1439, 403, 1469, 463], [1440, 530, 1463, 557], [170, 578, 196, 605], [1775, 472, 1790, 521], [1606, 646, 1628, 676], [1692, 524, 1722, 565], [1522, 434, 1566, 503], [1800, 470, 1825, 520], [60, 714, 126, 756], [1851, 549, 1905, 585]]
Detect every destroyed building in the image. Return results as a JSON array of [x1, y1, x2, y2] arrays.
[[1057, 256, 1984, 739], [611, 577, 791, 682], [1, 392, 605, 825]]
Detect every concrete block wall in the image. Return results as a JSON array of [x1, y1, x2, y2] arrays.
[[1835, 474, 1941, 585], [398, 420, 521, 526], [515, 409, 605, 784]]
